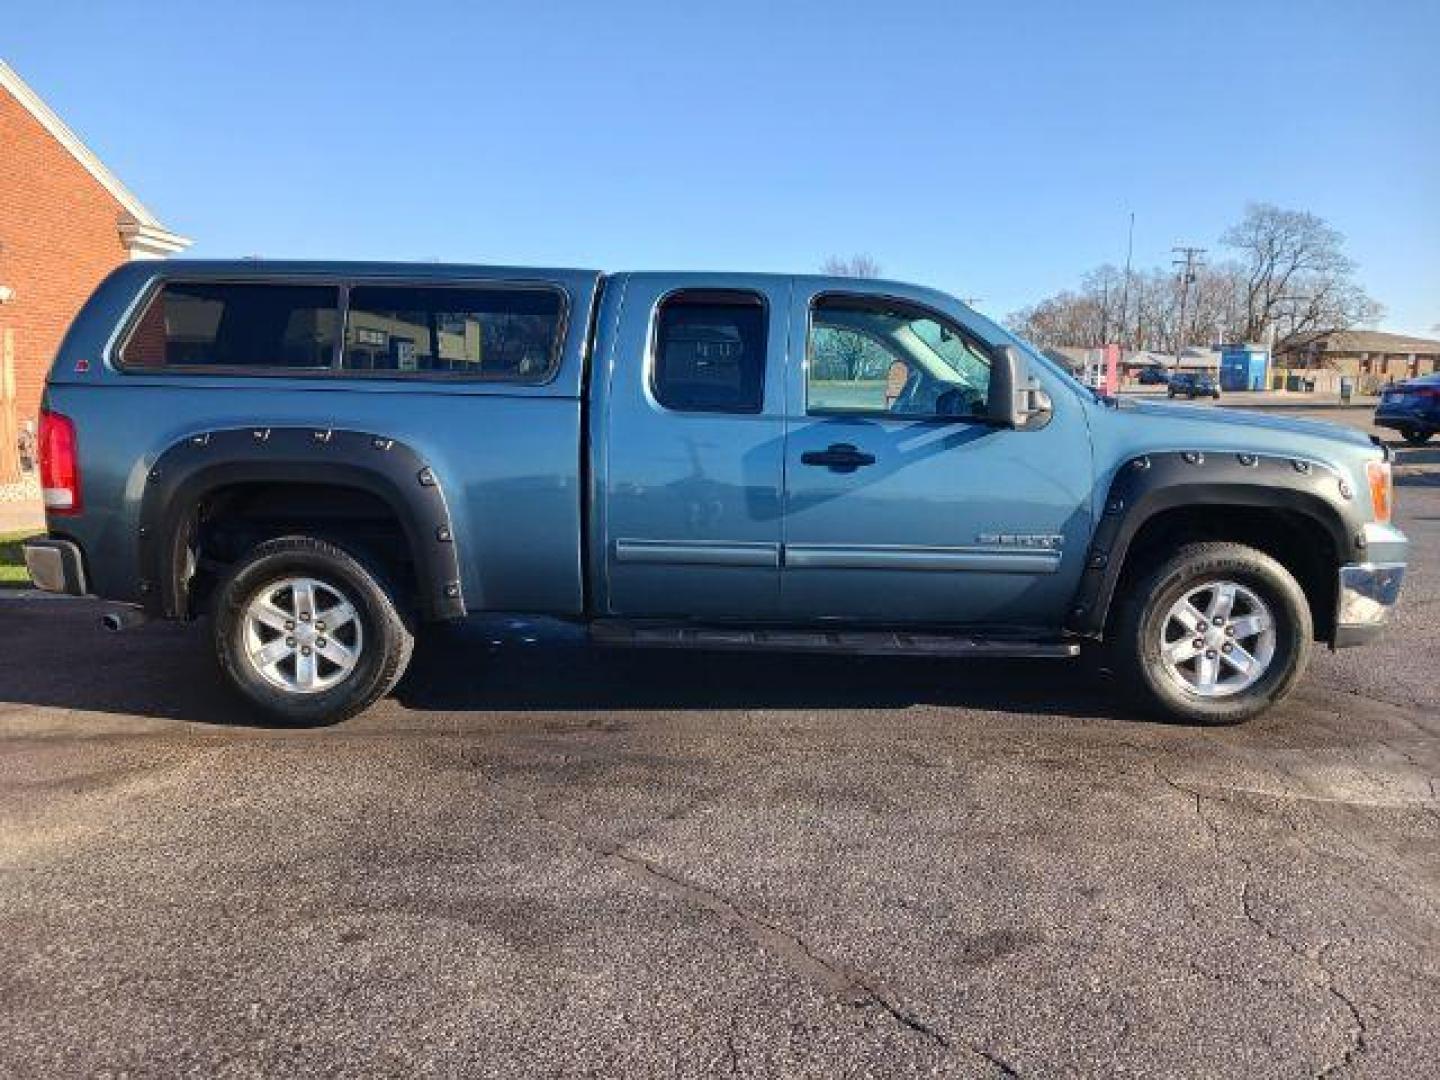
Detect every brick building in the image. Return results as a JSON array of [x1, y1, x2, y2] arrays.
[[1276, 329, 1440, 388], [0, 59, 189, 482]]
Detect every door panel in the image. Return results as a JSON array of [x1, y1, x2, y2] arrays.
[[781, 285, 1092, 628], [597, 275, 789, 618]]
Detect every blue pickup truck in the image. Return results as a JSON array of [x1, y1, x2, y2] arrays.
[[24, 262, 1406, 725]]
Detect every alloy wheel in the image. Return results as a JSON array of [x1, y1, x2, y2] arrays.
[[1158, 580, 1276, 698], [241, 576, 363, 694]]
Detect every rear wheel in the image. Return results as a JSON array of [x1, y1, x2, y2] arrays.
[[1111, 542, 1312, 725], [213, 536, 414, 723], [1400, 426, 1432, 446]]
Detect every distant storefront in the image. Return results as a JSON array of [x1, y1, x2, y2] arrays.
[[1277, 330, 1440, 389]]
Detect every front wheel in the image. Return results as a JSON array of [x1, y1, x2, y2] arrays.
[[1110, 542, 1312, 725], [1400, 426, 1432, 446], [213, 536, 415, 723]]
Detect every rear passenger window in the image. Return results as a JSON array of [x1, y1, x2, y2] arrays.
[[652, 291, 767, 413], [342, 285, 563, 380], [120, 282, 339, 369]]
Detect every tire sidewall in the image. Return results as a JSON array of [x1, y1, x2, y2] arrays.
[[1123, 545, 1312, 724], [214, 539, 404, 722]]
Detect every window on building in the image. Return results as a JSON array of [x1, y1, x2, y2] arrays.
[[120, 282, 340, 369], [651, 291, 767, 413], [808, 295, 992, 419], [341, 285, 563, 380]]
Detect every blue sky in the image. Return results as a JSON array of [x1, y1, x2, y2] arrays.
[[9, 0, 1439, 333]]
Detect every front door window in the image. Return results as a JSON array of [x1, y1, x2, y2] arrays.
[[807, 297, 992, 419]]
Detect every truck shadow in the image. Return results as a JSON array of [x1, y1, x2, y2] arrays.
[[391, 618, 1117, 721], [0, 602, 1121, 727]]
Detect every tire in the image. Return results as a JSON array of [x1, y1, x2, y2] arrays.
[[1400, 427, 1432, 446], [213, 536, 414, 723], [1110, 542, 1312, 725]]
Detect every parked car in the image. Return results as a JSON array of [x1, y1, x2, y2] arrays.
[[1168, 372, 1221, 399], [1374, 374, 1440, 445], [1137, 366, 1170, 385], [25, 262, 1407, 726]]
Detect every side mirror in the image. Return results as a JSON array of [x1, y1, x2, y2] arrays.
[[988, 345, 1052, 428]]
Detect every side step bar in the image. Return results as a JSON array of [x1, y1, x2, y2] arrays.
[[589, 621, 1080, 659]]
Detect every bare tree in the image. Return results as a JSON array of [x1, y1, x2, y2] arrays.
[[1184, 261, 1248, 349], [1221, 203, 1381, 346], [1007, 265, 1231, 353], [821, 254, 882, 279], [1009, 204, 1381, 354]]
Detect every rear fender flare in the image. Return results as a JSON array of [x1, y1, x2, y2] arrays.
[[1067, 450, 1365, 637], [137, 427, 465, 620]]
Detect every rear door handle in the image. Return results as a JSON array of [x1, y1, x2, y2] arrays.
[[800, 443, 876, 473]]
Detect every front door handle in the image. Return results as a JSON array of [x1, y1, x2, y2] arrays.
[[801, 443, 877, 473]]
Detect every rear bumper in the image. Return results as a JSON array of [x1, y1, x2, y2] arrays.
[[21, 539, 88, 596], [1332, 561, 1405, 647]]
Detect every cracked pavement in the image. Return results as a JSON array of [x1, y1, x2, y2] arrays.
[[0, 412, 1436, 1077]]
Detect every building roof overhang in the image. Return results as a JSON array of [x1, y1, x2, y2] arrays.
[[1, 58, 192, 258]]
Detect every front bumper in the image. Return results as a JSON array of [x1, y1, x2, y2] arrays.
[[22, 539, 88, 596], [1333, 561, 1405, 647]]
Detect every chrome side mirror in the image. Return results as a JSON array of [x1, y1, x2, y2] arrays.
[[988, 345, 1051, 428], [985, 346, 1053, 429]]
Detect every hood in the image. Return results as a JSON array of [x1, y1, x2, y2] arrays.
[[1113, 397, 1374, 449]]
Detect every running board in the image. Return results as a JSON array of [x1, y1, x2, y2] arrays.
[[589, 621, 1079, 659]]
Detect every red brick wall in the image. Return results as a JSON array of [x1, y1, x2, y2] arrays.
[[0, 83, 131, 426]]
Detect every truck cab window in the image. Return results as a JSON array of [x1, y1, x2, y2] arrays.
[[652, 291, 767, 413], [808, 296, 991, 419]]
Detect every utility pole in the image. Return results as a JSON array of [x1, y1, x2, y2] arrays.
[[1171, 246, 1205, 365], [1118, 212, 1134, 351]]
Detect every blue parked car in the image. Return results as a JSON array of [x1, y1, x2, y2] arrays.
[[1374, 374, 1440, 445], [24, 261, 1406, 725]]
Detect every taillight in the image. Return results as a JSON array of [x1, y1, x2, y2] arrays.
[[1365, 460, 1392, 525], [38, 409, 82, 515]]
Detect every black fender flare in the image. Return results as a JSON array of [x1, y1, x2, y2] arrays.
[[1067, 450, 1366, 637], [137, 426, 465, 620]]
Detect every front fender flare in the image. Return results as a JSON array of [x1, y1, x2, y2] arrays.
[[137, 427, 465, 620], [1067, 450, 1366, 637]]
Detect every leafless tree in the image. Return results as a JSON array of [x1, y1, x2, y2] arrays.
[[1221, 203, 1381, 346], [1008, 204, 1380, 353], [820, 254, 882, 279]]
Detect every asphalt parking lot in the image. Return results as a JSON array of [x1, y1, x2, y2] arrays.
[[1, 407, 1436, 1077]]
